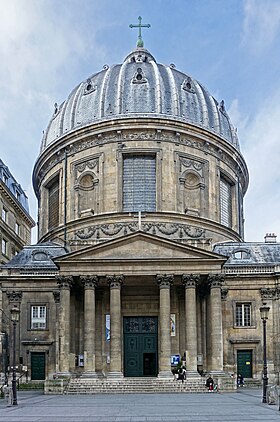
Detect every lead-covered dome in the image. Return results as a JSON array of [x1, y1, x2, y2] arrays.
[[41, 48, 239, 151]]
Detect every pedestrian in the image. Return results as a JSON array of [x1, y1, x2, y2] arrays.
[[237, 373, 244, 388], [205, 376, 214, 392]]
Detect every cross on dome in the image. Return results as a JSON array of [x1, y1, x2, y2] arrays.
[[129, 16, 151, 48]]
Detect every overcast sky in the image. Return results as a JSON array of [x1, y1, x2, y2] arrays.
[[1, 0, 280, 243]]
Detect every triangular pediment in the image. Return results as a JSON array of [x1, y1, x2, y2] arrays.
[[55, 231, 226, 263]]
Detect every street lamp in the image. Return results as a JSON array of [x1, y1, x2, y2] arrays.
[[260, 304, 270, 404], [10, 307, 20, 406]]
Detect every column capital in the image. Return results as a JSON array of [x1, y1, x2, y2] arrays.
[[208, 273, 224, 288], [53, 290, 61, 303], [182, 274, 200, 288], [56, 275, 73, 289], [81, 275, 99, 289], [107, 274, 124, 289], [156, 274, 174, 288]]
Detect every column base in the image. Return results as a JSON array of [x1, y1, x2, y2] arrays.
[[158, 370, 173, 379], [107, 371, 124, 379], [56, 371, 71, 378], [209, 370, 225, 377], [185, 370, 201, 378], [81, 371, 98, 379]]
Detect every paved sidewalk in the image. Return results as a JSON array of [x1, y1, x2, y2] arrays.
[[0, 389, 279, 421]]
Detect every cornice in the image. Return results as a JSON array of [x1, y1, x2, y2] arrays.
[[0, 182, 35, 227]]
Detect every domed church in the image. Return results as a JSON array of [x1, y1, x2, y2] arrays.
[[1, 21, 280, 392]]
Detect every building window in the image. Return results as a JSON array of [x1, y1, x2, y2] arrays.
[[16, 191, 20, 201], [1, 239, 7, 256], [232, 250, 250, 260], [31, 306, 47, 329], [123, 155, 156, 212], [220, 176, 232, 227], [3, 173, 8, 185], [236, 303, 251, 327], [15, 222, 20, 235], [2, 207, 7, 222], [48, 176, 59, 230]]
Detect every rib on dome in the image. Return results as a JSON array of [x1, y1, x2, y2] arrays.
[[41, 48, 239, 151]]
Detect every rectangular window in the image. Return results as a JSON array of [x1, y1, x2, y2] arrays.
[[3, 174, 8, 185], [48, 176, 59, 230], [31, 306, 47, 329], [123, 155, 156, 212], [220, 177, 232, 227], [2, 207, 7, 222], [1, 239, 7, 256], [236, 303, 251, 327], [15, 222, 20, 235]]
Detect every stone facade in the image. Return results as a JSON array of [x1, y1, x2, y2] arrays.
[[0, 46, 279, 389]]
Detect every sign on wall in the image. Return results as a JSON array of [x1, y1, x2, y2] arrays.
[[106, 314, 110, 342], [170, 313, 176, 336]]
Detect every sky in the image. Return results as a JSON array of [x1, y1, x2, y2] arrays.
[[1, 0, 280, 243]]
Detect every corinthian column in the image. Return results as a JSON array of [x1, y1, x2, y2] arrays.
[[107, 275, 124, 378], [182, 274, 200, 376], [57, 276, 73, 375], [208, 274, 224, 374], [157, 274, 174, 378], [81, 275, 98, 377]]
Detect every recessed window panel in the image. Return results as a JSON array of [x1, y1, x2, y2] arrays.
[[123, 155, 156, 212]]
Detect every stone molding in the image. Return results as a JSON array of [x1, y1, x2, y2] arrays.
[[260, 287, 280, 300], [35, 127, 247, 191], [208, 274, 224, 288], [221, 288, 229, 301], [80, 275, 99, 289], [56, 275, 73, 289], [6, 290, 22, 303], [52, 290, 61, 303], [156, 274, 174, 288], [107, 274, 124, 289], [182, 274, 200, 288], [75, 221, 206, 240]]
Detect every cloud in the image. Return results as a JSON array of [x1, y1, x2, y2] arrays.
[[242, 0, 280, 54], [241, 91, 280, 241]]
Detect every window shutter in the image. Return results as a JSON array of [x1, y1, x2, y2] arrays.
[[48, 177, 59, 229]]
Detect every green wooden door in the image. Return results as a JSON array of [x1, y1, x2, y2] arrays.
[[31, 352, 46, 380], [124, 317, 158, 377], [237, 350, 252, 378]]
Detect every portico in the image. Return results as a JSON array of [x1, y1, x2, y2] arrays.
[[54, 232, 226, 378]]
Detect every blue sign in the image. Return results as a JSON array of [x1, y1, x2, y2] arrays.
[[170, 354, 180, 366]]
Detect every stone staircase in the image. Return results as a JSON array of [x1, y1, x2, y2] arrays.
[[65, 377, 207, 394]]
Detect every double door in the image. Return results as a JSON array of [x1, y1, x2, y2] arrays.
[[124, 317, 158, 377]]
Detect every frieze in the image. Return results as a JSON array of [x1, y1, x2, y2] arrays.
[[156, 274, 174, 288], [107, 274, 124, 289], [6, 290, 22, 303], [80, 275, 99, 289], [182, 274, 200, 288], [75, 222, 205, 240], [36, 128, 246, 189], [208, 274, 224, 288], [260, 287, 280, 300]]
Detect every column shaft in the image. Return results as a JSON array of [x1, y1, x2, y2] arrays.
[[57, 277, 72, 374], [157, 274, 173, 378], [208, 274, 224, 373], [82, 276, 98, 375], [107, 275, 124, 377], [183, 274, 199, 376]]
